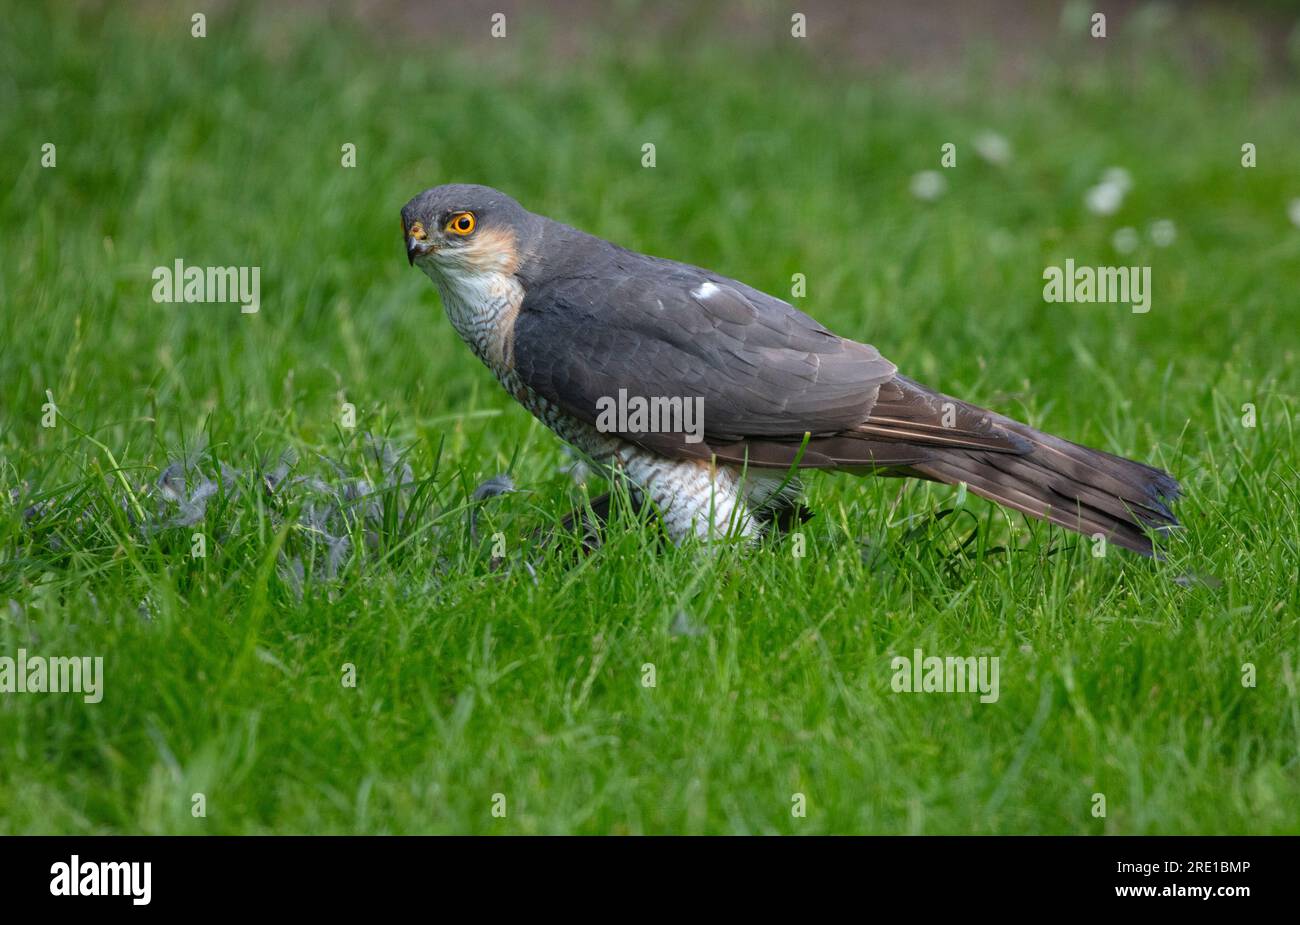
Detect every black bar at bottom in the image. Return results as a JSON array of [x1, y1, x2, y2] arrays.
[[0, 834, 1287, 911]]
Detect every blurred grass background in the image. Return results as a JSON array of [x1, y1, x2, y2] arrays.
[[0, 0, 1298, 833]]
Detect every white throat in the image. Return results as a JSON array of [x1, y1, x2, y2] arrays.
[[420, 261, 523, 371]]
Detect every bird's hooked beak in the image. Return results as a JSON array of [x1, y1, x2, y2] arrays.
[[406, 221, 433, 265]]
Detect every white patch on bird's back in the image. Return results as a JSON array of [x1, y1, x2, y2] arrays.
[[691, 281, 721, 300]]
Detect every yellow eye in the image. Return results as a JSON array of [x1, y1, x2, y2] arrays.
[[446, 212, 476, 236]]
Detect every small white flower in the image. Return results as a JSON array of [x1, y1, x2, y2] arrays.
[[973, 131, 1012, 166], [986, 229, 1015, 256], [1111, 226, 1140, 254], [670, 610, 707, 637], [1149, 219, 1177, 247], [1289, 198, 1300, 228], [1102, 167, 1133, 193], [910, 170, 947, 201], [1085, 182, 1124, 216]]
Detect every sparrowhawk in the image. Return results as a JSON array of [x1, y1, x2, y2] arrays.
[[401, 184, 1180, 556]]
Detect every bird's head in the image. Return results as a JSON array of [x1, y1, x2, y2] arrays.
[[400, 184, 533, 282]]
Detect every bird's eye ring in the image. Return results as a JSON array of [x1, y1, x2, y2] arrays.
[[446, 212, 476, 236]]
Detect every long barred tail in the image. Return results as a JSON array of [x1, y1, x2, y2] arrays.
[[908, 421, 1181, 557]]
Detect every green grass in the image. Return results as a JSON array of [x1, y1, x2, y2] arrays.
[[2, 1, 1299, 834]]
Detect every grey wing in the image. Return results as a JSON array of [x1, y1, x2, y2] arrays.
[[510, 262, 896, 458]]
